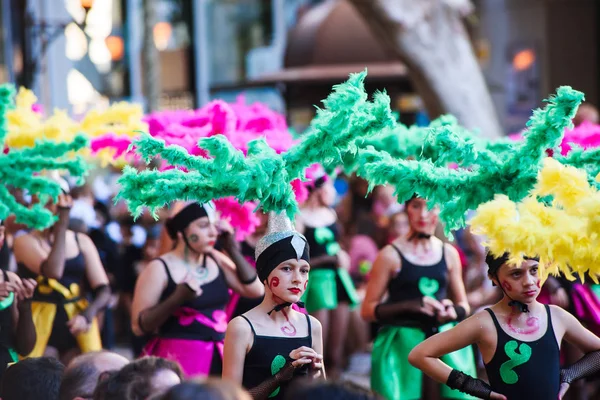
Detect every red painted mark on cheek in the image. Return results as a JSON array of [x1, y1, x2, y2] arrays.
[[270, 277, 280, 289], [501, 281, 513, 292], [304, 281, 308, 290], [536, 280, 541, 288]]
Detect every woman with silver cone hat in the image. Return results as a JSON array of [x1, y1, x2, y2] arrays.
[[223, 212, 324, 400]]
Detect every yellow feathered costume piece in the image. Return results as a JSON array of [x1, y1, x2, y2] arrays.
[[470, 157, 600, 282], [6, 88, 146, 165]]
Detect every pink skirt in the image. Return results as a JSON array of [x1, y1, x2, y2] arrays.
[[142, 336, 223, 378]]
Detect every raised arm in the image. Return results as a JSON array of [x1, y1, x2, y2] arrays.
[[212, 250, 264, 298], [13, 201, 71, 280]]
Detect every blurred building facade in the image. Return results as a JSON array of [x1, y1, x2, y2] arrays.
[[0, 0, 597, 133]]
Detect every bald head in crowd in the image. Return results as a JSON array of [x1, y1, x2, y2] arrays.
[[59, 351, 129, 400]]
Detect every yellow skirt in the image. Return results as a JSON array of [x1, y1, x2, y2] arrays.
[[26, 279, 102, 357]]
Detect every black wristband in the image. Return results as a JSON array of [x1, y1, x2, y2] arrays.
[[374, 304, 384, 321], [91, 284, 109, 298], [447, 369, 492, 399], [453, 305, 467, 321]]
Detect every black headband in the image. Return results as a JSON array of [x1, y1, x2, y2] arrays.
[[165, 203, 208, 239], [256, 235, 310, 282]]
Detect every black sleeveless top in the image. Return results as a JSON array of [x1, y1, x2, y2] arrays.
[[383, 244, 449, 330], [18, 233, 87, 303], [484, 305, 560, 399], [157, 255, 230, 342], [304, 221, 341, 268], [0, 270, 16, 380], [240, 314, 312, 400]]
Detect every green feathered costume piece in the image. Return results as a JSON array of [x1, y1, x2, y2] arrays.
[[350, 86, 583, 232], [117, 70, 395, 218], [555, 146, 600, 189], [344, 114, 514, 173], [0, 84, 89, 229]]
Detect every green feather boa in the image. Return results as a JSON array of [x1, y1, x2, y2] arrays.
[[117, 70, 395, 218], [351, 86, 583, 232], [0, 84, 89, 229]]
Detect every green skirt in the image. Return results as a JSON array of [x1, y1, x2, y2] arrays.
[[371, 324, 477, 400], [302, 268, 359, 313]]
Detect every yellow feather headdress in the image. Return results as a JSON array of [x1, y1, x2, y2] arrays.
[[470, 158, 600, 282]]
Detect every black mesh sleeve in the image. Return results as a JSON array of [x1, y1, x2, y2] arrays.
[[374, 298, 423, 323], [560, 349, 600, 385], [248, 362, 296, 400], [447, 369, 492, 399]]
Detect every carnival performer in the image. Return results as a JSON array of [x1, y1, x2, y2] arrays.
[[14, 188, 110, 363], [223, 212, 324, 400], [409, 253, 600, 400], [131, 202, 264, 377], [361, 195, 475, 400], [0, 220, 37, 380], [296, 169, 358, 378]]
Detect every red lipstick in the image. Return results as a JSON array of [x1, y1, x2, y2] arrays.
[[288, 288, 301, 294]]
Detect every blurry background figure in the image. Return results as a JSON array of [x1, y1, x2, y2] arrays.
[[573, 103, 599, 126]]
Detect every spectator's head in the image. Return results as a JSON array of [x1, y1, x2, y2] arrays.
[[94, 201, 111, 227], [158, 378, 251, 400], [285, 380, 381, 400], [93, 356, 182, 400], [0, 357, 65, 400], [59, 351, 129, 400]]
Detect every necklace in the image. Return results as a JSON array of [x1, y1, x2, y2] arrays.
[[181, 248, 209, 280]]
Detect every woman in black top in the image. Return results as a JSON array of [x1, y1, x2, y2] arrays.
[[361, 196, 473, 400], [223, 213, 324, 400], [131, 202, 264, 377], [14, 189, 111, 364], [409, 253, 600, 400]]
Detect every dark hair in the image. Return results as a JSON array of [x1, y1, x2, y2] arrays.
[[94, 201, 111, 223], [485, 252, 539, 279], [93, 356, 183, 400], [284, 380, 381, 400], [485, 251, 510, 278], [158, 379, 251, 400], [0, 357, 65, 400]]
